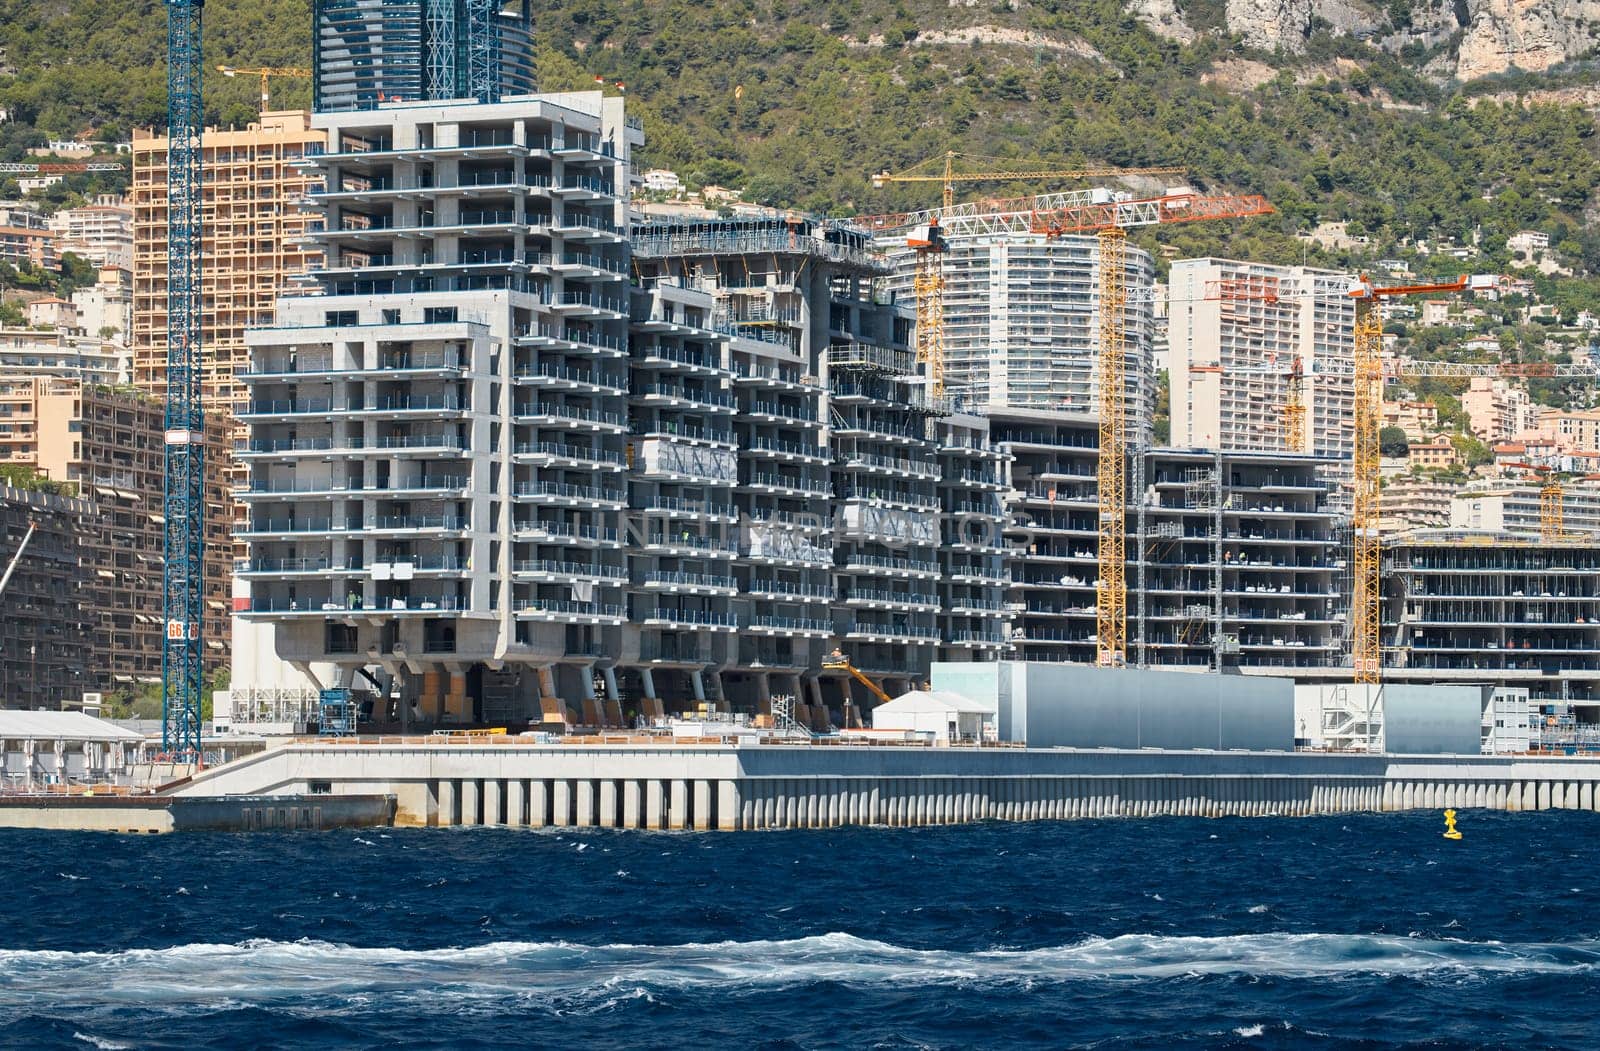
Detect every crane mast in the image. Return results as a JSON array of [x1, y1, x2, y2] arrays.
[[1350, 301, 1384, 685], [163, 0, 205, 759], [1096, 227, 1129, 666]]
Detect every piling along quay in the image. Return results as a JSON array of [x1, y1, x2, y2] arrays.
[[164, 727, 1600, 830]]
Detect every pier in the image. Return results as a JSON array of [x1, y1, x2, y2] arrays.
[[166, 739, 1600, 829]]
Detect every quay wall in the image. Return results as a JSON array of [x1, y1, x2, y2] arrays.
[[0, 794, 395, 833], [166, 742, 1600, 830]]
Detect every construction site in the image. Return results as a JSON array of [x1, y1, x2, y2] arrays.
[[9, 0, 1600, 833]]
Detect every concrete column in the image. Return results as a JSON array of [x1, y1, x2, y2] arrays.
[[577, 780, 598, 826], [601, 666, 620, 706], [1536, 781, 1550, 811], [507, 779, 527, 827], [624, 780, 642, 829], [690, 671, 706, 703], [528, 780, 549, 827], [553, 780, 573, 826], [460, 780, 481, 826], [644, 779, 664, 830], [484, 780, 503, 825], [693, 779, 712, 831], [1583, 782, 1595, 811], [437, 780, 457, 827], [717, 780, 739, 831], [600, 779, 618, 828], [669, 778, 688, 829]]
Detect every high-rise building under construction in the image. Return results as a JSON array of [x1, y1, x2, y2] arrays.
[[312, 0, 534, 112]]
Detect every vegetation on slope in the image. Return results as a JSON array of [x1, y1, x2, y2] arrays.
[[0, 0, 1597, 279]]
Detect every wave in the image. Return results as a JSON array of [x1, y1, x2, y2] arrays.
[[0, 932, 1595, 1011]]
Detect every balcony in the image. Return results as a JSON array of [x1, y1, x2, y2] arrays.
[[512, 441, 627, 471], [514, 599, 627, 624], [512, 559, 628, 582], [641, 608, 738, 632], [743, 615, 833, 637], [637, 570, 738, 595], [513, 480, 628, 508]]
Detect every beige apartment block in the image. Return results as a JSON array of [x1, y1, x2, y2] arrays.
[[1463, 377, 1535, 443], [131, 111, 323, 505], [47, 195, 133, 269], [0, 375, 232, 687], [1167, 258, 1355, 464]]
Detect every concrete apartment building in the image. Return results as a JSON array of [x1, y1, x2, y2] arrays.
[[1463, 377, 1535, 442], [0, 484, 90, 707], [70, 265, 134, 346], [629, 217, 1010, 706], [1167, 258, 1356, 463], [1379, 477, 1457, 531], [1535, 407, 1600, 452], [0, 205, 56, 270], [1452, 483, 1600, 537], [131, 110, 324, 431], [0, 376, 231, 688], [1385, 531, 1600, 704], [882, 232, 1157, 432], [993, 408, 1343, 673], [233, 88, 1012, 725], [47, 196, 134, 270], [0, 328, 127, 385], [236, 91, 644, 723]]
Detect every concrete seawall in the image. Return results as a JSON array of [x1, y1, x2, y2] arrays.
[[0, 794, 396, 833], [165, 742, 1600, 830]]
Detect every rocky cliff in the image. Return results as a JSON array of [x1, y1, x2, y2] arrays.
[[1128, 0, 1600, 81]]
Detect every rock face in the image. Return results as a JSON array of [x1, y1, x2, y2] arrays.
[[1127, 0, 1195, 43], [1221, 0, 1372, 53], [1136, 0, 1600, 81], [1454, 0, 1600, 80]]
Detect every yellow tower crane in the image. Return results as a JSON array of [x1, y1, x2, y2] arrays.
[[869, 154, 1186, 400], [216, 64, 312, 113]]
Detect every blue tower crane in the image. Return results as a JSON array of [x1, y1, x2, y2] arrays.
[[162, 0, 206, 759]]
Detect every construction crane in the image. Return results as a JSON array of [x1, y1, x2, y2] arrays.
[[164, 0, 206, 761], [1025, 189, 1276, 667], [216, 64, 312, 113], [0, 163, 126, 174], [0, 518, 37, 598], [870, 157, 1188, 402], [1344, 274, 1502, 685], [871, 152, 1186, 213]]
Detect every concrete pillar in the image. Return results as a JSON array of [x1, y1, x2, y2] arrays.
[[717, 780, 739, 831], [527, 780, 548, 827], [599, 779, 618, 827], [553, 780, 573, 826], [623, 780, 642, 828], [461, 780, 481, 826], [507, 779, 527, 826], [693, 779, 712, 831], [690, 670, 706, 703], [1536, 781, 1550, 811], [574, 780, 594, 826], [484, 780, 503, 826], [1583, 782, 1595, 811], [437, 780, 457, 827], [644, 779, 663, 829], [669, 778, 689, 829]]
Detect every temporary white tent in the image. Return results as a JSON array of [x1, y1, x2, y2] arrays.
[[870, 690, 992, 742]]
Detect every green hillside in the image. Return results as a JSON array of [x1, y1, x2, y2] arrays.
[[2, 0, 1599, 278]]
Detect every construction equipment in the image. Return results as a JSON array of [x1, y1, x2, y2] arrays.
[[870, 156, 1186, 405], [907, 219, 946, 395], [871, 152, 1186, 214], [1028, 189, 1276, 667], [822, 650, 893, 705], [1539, 469, 1566, 543], [216, 64, 311, 112], [163, 0, 206, 760], [1344, 274, 1500, 685], [0, 163, 125, 175], [0, 517, 37, 598]]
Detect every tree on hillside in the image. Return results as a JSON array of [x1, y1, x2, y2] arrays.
[[1379, 426, 1410, 458]]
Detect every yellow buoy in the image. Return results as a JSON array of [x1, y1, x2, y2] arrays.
[[1443, 809, 1463, 840]]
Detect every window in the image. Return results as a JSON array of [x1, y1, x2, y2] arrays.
[[424, 306, 457, 324]]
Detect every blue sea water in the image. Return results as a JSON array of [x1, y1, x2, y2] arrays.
[[3, 810, 1599, 1050]]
